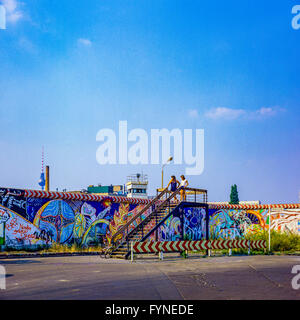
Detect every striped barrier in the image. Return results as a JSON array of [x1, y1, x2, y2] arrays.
[[132, 240, 266, 253], [250, 240, 266, 250], [132, 240, 211, 253], [209, 203, 300, 210], [24, 189, 152, 205], [12, 188, 300, 209]]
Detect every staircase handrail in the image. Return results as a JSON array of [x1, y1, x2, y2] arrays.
[[108, 186, 206, 255], [110, 187, 169, 244]]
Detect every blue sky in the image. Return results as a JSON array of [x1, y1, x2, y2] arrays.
[[0, 0, 299, 203]]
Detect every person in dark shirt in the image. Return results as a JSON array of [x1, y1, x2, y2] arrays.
[[167, 176, 180, 202]]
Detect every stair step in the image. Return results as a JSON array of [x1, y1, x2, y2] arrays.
[[110, 255, 126, 259], [110, 197, 180, 257], [116, 246, 130, 249], [111, 249, 128, 253], [111, 253, 127, 256]]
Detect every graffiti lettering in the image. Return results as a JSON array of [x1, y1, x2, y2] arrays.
[[0, 208, 10, 223], [34, 230, 53, 244]]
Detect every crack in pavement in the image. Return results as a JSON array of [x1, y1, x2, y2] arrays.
[[248, 264, 283, 288], [159, 270, 225, 300], [190, 273, 217, 288]]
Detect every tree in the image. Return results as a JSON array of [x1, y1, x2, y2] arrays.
[[229, 184, 239, 204]]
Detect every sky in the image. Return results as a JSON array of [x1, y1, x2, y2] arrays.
[[0, 0, 299, 203]]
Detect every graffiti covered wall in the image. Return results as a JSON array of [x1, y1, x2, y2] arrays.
[[209, 207, 300, 239], [184, 207, 207, 240], [0, 188, 209, 247], [0, 188, 151, 247], [209, 209, 266, 239], [149, 205, 207, 242], [1, 187, 299, 247]]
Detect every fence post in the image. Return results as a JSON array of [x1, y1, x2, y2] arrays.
[[205, 207, 209, 256], [159, 251, 163, 260], [248, 240, 251, 255], [229, 248, 232, 256], [155, 211, 158, 241], [126, 226, 129, 251], [131, 242, 134, 262]]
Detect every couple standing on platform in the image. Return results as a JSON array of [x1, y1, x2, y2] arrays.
[[166, 175, 189, 202]]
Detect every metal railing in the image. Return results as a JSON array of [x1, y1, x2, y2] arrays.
[[108, 186, 208, 255], [185, 187, 207, 203], [110, 187, 169, 245], [109, 187, 183, 253], [156, 187, 207, 203]]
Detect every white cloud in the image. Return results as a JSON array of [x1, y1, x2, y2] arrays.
[[2, 0, 17, 12], [257, 107, 274, 116], [2, 0, 23, 23], [77, 38, 92, 47], [7, 10, 22, 22], [251, 106, 286, 119], [256, 107, 278, 117], [18, 37, 38, 54], [205, 107, 246, 120], [188, 109, 199, 118], [205, 106, 285, 120]]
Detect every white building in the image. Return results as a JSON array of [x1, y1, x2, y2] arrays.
[[126, 174, 148, 199]]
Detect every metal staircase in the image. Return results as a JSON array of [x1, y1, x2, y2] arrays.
[[107, 187, 207, 259]]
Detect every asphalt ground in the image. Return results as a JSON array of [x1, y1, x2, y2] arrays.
[[0, 254, 300, 300]]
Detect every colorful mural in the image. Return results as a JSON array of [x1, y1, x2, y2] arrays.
[[268, 209, 300, 233], [209, 207, 300, 239], [157, 215, 181, 241], [184, 207, 207, 240], [0, 204, 47, 247], [0, 187, 299, 249], [0, 188, 149, 248], [150, 205, 207, 242], [209, 209, 265, 239]]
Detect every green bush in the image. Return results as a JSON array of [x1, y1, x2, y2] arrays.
[[245, 230, 300, 252], [0, 242, 104, 254]]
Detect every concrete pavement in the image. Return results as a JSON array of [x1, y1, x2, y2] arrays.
[[0, 255, 300, 300]]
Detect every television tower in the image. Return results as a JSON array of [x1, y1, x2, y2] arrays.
[[38, 146, 46, 190]]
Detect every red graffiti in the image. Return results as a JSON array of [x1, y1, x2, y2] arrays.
[[6, 218, 18, 231], [6, 218, 35, 241]]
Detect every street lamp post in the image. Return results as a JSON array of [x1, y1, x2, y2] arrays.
[[161, 156, 173, 189]]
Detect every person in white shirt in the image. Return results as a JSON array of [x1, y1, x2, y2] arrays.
[[180, 175, 189, 201]]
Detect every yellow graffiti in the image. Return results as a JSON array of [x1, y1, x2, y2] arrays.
[[81, 219, 110, 244], [106, 203, 130, 244], [74, 213, 86, 238]]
